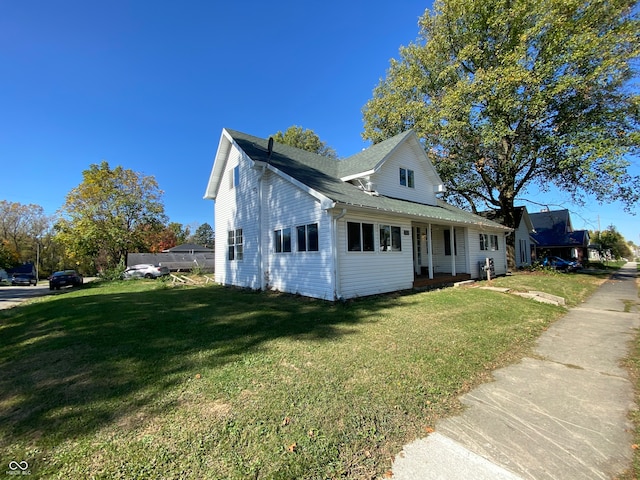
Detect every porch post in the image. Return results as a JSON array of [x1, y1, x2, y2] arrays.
[[413, 226, 420, 275], [450, 226, 456, 276], [427, 223, 434, 279]]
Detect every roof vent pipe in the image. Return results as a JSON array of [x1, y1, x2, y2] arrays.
[[267, 137, 274, 162]]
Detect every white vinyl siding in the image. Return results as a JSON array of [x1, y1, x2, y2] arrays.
[[262, 173, 333, 300], [514, 220, 532, 267], [338, 213, 413, 299], [214, 147, 261, 289], [368, 142, 439, 205], [468, 228, 508, 278]]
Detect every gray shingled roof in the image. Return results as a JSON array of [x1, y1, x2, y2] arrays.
[[226, 129, 510, 230], [337, 130, 414, 178]]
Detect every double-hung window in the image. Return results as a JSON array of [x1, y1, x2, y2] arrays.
[[490, 235, 499, 251], [347, 222, 374, 252], [479, 233, 488, 251], [399, 168, 415, 188], [274, 227, 292, 253], [228, 228, 243, 260], [520, 239, 527, 264], [297, 223, 319, 252], [379, 225, 402, 251], [480, 233, 499, 251]]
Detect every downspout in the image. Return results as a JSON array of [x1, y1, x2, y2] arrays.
[[332, 208, 347, 300]]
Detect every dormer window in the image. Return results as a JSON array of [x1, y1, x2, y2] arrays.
[[399, 168, 414, 188]]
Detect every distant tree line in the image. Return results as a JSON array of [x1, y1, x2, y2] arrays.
[[1, 162, 214, 277], [590, 225, 634, 260]]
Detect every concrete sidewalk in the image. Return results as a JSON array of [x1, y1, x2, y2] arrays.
[[392, 262, 640, 479]]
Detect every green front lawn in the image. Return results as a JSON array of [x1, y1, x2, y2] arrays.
[[0, 273, 606, 479]]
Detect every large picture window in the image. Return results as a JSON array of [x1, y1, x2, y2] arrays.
[[379, 225, 402, 251], [347, 222, 374, 252], [297, 223, 319, 252], [274, 227, 292, 253], [228, 228, 243, 260]]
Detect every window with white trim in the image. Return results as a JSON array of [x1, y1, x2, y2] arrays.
[[228, 165, 240, 189], [379, 225, 402, 251], [399, 168, 415, 188], [480, 233, 499, 251], [274, 227, 292, 253], [297, 223, 319, 252], [347, 222, 374, 252], [490, 234, 499, 251], [520, 239, 527, 264], [228, 228, 243, 260]]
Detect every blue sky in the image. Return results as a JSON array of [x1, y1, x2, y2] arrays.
[[1, 1, 638, 244]]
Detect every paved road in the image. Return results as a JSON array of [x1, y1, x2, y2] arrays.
[[0, 278, 96, 310], [0, 283, 53, 309]]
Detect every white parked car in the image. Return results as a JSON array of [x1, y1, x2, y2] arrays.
[[122, 264, 170, 279]]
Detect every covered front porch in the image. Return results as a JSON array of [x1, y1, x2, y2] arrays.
[[411, 222, 470, 287], [413, 271, 472, 289]]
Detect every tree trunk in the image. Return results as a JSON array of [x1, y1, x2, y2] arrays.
[[499, 195, 517, 271]]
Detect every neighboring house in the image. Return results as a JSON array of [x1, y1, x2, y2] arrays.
[[529, 209, 590, 262], [204, 128, 511, 300], [479, 206, 536, 269], [127, 244, 215, 272]]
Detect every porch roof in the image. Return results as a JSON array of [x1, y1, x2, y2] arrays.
[[227, 129, 510, 231]]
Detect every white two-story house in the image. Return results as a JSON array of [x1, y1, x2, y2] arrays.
[[204, 129, 510, 300]]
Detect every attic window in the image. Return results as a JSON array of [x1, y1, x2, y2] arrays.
[[399, 168, 414, 188], [229, 165, 240, 189]]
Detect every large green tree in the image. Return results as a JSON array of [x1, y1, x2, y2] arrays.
[[0, 200, 51, 267], [363, 0, 640, 233], [192, 222, 214, 248], [56, 161, 166, 271], [272, 126, 338, 158], [591, 225, 632, 259]]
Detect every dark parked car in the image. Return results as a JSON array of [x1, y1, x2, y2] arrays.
[[542, 256, 581, 272], [11, 273, 37, 286], [49, 270, 83, 290], [122, 264, 170, 279]]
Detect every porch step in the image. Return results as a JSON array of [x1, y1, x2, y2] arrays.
[[413, 274, 472, 290], [454, 280, 476, 288]]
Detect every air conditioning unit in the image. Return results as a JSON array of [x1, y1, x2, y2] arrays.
[[433, 184, 446, 193]]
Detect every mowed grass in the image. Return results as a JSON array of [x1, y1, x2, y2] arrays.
[[0, 272, 607, 479]]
